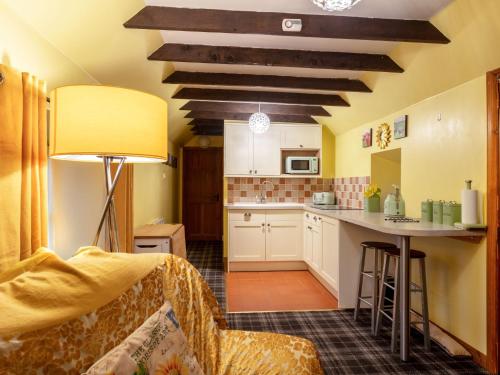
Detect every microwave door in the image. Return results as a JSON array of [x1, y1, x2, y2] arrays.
[[291, 159, 310, 172]]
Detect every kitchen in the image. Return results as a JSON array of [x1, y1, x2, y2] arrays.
[[173, 0, 496, 371]]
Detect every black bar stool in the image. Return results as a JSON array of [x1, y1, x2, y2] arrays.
[[375, 248, 431, 352], [354, 241, 398, 335]]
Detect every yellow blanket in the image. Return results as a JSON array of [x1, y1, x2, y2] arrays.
[[0, 246, 165, 337]]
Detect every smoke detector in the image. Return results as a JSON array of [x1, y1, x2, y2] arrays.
[[282, 19, 302, 32]]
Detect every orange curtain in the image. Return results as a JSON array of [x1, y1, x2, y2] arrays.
[[0, 65, 48, 272], [112, 164, 134, 253]]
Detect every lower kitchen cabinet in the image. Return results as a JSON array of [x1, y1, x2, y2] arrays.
[[320, 217, 339, 290], [229, 210, 302, 262]]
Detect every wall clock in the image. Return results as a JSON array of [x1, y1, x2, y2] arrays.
[[375, 123, 391, 149]]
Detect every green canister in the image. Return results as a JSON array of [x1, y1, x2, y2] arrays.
[[433, 200, 444, 224], [421, 200, 433, 222], [443, 201, 462, 226]]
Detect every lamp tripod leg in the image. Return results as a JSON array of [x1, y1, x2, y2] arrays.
[[92, 156, 125, 250]]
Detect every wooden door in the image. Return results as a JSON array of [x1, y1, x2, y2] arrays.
[[183, 148, 223, 240]]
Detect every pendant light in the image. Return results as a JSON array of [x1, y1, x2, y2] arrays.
[[312, 0, 363, 12], [249, 104, 270, 134]]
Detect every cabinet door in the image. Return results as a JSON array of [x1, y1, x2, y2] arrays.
[[281, 125, 322, 149], [321, 218, 339, 290], [252, 126, 281, 176], [224, 124, 253, 175], [266, 220, 302, 261], [229, 220, 266, 261], [304, 224, 313, 264], [310, 224, 322, 271]]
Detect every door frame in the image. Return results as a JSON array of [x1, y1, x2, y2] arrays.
[[182, 147, 223, 241], [486, 68, 500, 373]]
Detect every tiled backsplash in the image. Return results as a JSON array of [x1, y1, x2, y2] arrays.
[[227, 176, 370, 208]]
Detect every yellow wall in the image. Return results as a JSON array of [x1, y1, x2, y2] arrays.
[[321, 126, 335, 178], [371, 149, 401, 203], [184, 135, 224, 148], [335, 76, 487, 353], [134, 141, 179, 227]]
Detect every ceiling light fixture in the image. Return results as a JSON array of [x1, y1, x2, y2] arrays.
[[312, 0, 363, 12], [249, 104, 270, 134]]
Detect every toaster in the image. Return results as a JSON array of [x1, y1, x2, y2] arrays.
[[312, 192, 335, 205]]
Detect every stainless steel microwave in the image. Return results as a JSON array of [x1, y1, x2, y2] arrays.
[[285, 156, 319, 174]]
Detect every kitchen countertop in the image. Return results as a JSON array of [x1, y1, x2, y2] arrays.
[[225, 202, 485, 238]]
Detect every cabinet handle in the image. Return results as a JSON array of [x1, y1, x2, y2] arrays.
[[300, 144, 304, 148], [313, 216, 317, 221], [254, 170, 257, 174], [267, 223, 271, 232], [307, 226, 312, 230], [306, 213, 309, 218], [249, 169, 252, 174], [318, 217, 322, 221]]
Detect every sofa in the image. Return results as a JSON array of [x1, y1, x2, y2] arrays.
[[0, 247, 323, 374]]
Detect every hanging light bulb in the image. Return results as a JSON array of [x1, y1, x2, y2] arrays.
[[249, 104, 270, 134], [312, 0, 363, 12]]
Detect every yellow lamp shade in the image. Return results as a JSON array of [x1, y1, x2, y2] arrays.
[[49, 85, 168, 163]]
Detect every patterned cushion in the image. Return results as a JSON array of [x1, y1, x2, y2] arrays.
[[84, 301, 203, 375]]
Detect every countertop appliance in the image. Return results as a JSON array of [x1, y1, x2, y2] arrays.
[[312, 192, 335, 205], [285, 156, 319, 174], [384, 185, 406, 216]]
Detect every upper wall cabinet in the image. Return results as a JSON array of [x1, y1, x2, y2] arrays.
[[224, 123, 281, 176], [281, 125, 322, 149]]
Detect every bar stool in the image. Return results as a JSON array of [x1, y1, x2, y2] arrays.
[[375, 248, 431, 352], [354, 241, 398, 335]]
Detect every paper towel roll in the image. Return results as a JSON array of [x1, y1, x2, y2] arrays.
[[461, 189, 479, 224]]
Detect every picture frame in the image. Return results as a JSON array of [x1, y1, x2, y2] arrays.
[[362, 128, 372, 148], [394, 115, 408, 139]]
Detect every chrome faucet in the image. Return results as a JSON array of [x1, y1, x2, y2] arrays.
[[257, 180, 274, 203]]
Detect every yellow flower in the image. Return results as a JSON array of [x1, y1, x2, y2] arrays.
[[364, 184, 381, 198], [155, 355, 188, 375]]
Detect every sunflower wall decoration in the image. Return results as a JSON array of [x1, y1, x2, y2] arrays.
[[375, 123, 391, 149]]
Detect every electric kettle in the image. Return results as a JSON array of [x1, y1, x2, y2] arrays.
[[384, 185, 405, 216]]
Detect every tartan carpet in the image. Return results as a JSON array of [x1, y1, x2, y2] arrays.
[[187, 241, 485, 375]]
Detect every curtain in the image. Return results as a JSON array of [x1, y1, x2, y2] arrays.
[[112, 164, 134, 253], [0, 65, 48, 272]]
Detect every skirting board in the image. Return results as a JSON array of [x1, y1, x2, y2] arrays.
[[229, 261, 308, 272], [307, 266, 339, 300]]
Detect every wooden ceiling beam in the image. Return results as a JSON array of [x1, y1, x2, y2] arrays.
[[185, 111, 318, 124], [180, 101, 331, 116], [188, 119, 224, 127], [124, 6, 449, 44], [164, 71, 371, 92], [149, 43, 403, 73], [174, 88, 349, 106]]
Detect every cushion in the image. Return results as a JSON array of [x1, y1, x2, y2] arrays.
[[84, 301, 204, 375]]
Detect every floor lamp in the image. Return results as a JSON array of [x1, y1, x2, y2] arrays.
[[48, 85, 168, 252]]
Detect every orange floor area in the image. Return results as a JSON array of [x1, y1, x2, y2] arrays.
[[226, 270, 338, 312]]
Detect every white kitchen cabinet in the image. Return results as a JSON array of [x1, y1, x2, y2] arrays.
[[303, 223, 313, 264], [310, 223, 322, 271], [224, 124, 252, 175], [229, 221, 266, 261], [229, 210, 302, 262], [224, 123, 280, 176], [253, 127, 281, 176], [281, 125, 322, 149], [266, 219, 302, 260], [320, 217, 339, 290]]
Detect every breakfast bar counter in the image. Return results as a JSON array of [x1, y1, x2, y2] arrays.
[[226, 203, 485, 361]]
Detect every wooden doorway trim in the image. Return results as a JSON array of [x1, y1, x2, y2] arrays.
[[486, 68, 500, 374]]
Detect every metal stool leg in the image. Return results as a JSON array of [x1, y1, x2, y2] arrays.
[[354, 246, 367, 321], [371, 248, 380, 335], [391, 257, 400, 353], [375, 253, 390, 335], [420, 258, 431, 351]]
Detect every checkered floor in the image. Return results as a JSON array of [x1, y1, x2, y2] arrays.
[[187, 241, 485, 375]]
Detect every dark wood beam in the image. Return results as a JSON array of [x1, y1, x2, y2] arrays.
[[125, 6, 449, 44], [150, 44, 403, 73], [188, 119, 224, 127], [185, 111, 318, 124], [192, 128, 223, 136], [174, 88, 349, 106], [164, 71, 371, 92], [180, 101, 331, 116]]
